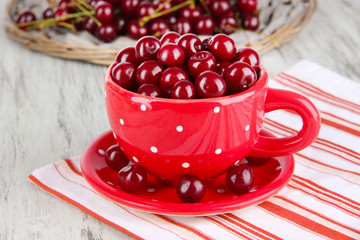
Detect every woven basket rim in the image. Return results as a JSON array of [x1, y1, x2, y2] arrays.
[[5, 0, 316, 66]]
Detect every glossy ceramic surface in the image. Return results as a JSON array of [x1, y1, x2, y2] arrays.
[[81, 130, 295, 216], [105, 64, 320, 183]]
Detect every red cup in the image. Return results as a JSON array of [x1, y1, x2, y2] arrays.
[[105, 64, 320, 184]]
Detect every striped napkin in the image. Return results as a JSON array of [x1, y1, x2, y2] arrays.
[[29, 60, 360, 240]]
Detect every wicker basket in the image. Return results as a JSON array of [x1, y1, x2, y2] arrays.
[[5, 0, 316, 66]]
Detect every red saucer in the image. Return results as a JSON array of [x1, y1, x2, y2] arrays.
[[81, 130, 294, 216]]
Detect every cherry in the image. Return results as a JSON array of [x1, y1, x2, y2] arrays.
[[226, 164, 254, 194], [115, 46, 139, 66], [208, 34, 236, 61], [246, 156, 269, 165], [88, 0, 99, 8], [194, 15, 215, 35], [42, 8, 54, 19], [218, 15, 238, 35], [135, 36, 161, 62], [177, 33, 202, 60], [156, 43, 185, 67], [95, 1, 114, 24], [153, 0, 173, 18], [114, 16, 126, 34], [173, 18, 193, 35], [176, 175, 206, 203], [233, 47, 260, 68], [215, 61, 232, 76], [54, 8, 70, 23], [105, 144, 130, 171], [148, 19, 171, 38], [242, 13, 260, 31], [126, 19, 149, 40], [171, 80, 196, 99], [237, 0, 257, 13], [136, 60, 164, 85], [188, 51, 216, 79], [136, 1, 156, 18], [95, 23, 117, 43], [121, 0, 140, 18], [223, 61, 257, 93], [209, 0, 232, 18], [81, 16, 97, 34], [195, 71, 227, 98], [178, 5, 202, 21], [159, 67, 189, 95], [111, 62, 137, 90], [137, 84, 163, 98], [118, 165, 147, 192], [16, 10, 36, 30], [57, 0, 76, 13], [160, 31, 180, 45]]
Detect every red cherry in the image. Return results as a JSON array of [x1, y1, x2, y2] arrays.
[[171, 80, 196, 99], [148, 19, 171, 38], [246, 156, 269, 165], [136, 1, 156, 18], [208, 34, 236, 61], [121, 0, 140, 17], [95, 1, 114, 24], [16, 10, 36, 30], [237, 0, 257, 12], [136, 60, 164, 85], [215, 61, 232, 76], [57, 0, 76, 12], [126, 19, 149, 40], [242, 13, 260, 30], [159, 67, 189, 95], [176, 175, 206, 203], [114, 16, 126, 34], [194, 15, 215, 35], [177, 33, 202, 60], [95, 23, 117, 43], [195, 71, 227, 98], [105, 144, 130, 171], [54, 8, 70, 23], [135, 36, 161, 62], [156, 43, 185, 67], [111, 62, 137, 91], [188, 51, 216, 79], [82, 16, 97, 34], [226, 164, 254, 194], [42, 8, 54, 19], [153, 0, 173, 18], [173, 18, 193, 35], [137, 84, 163, 98], [118, 165, 147, 192], [209, 0, 232, 18], [115, 47, 138, 66], [160, 31, 180, 45], [233, 47, 260, 68], [218, 15, 238, 35], [223, 61, 257, 93], [178, 5, 202, 20]]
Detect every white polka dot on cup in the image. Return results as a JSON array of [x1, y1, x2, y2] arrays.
[[215, 148, 222, 154], [132, 156, 138, 162], [245, 125, 250, 131], [213, 106, 220, 113], [176, 126, 183, 132], [119, 118, 124, 125], [182, 162, 190, 168], [150, 146, 158, 153], [140, 104, 146, 111]]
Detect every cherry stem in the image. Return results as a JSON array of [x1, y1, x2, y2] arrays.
[[139, 0, 192, 27], [198, 0, 212, 16], [154, 0, 172, 14], [75, 0, 102, 27]]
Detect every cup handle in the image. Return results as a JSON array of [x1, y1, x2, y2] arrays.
[[249, 88, 321, 157]]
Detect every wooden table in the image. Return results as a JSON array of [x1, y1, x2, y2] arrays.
[[1, 0, 359, 239]]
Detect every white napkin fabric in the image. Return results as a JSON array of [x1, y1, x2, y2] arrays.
[[29, 60, 360, 240]]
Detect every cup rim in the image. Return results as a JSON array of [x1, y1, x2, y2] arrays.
[[105, 63, 268, 103]]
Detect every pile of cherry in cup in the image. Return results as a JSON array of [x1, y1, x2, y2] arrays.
[[107, 32, 267, 203], [111, 32, 261, 99]]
